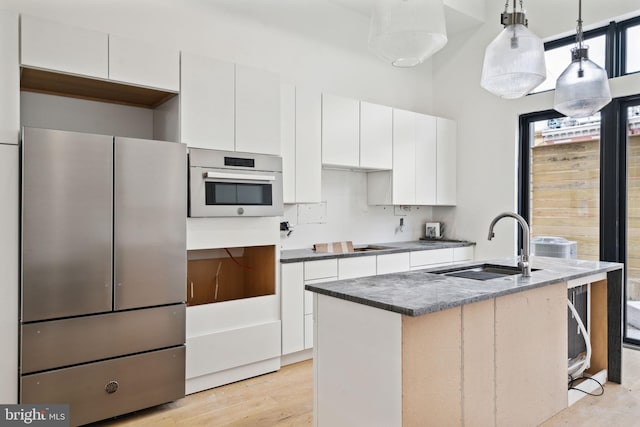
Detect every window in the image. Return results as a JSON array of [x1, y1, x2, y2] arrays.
[[623, 21, 640, 74], [533, 34, 607, 94], [530, 15, 640, 95]]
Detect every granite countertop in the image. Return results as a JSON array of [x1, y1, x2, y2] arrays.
[[280, 239, 475, 263], [305, 256, 623, 317]]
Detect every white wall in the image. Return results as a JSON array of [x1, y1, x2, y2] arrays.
[[21, 92, 154, 138], [432, 0, 640, 260], [280, 170, 433, 249]]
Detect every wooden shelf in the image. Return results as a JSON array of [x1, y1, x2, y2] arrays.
[[20, 67, 177, 109]]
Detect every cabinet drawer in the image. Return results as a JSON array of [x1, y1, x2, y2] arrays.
[[453, 246, 474, 262], [22, 304, 185, 374], [339, 256, 377, 280], [21, 346, 185, 427], [377, 253, 410, 275], [410, 249, 453, 268], [304, 259, 338, 281], [304, 314, 314, 349]]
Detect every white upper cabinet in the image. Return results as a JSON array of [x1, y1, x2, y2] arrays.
[[21, 15, 108, 79], [295, 86, 322, 203], [280, 83, 322, 204], [360, 101, 392, 170], [281, 83, 296, 203], [180, 52, 235, 151], [367, 109, 456, 206], [108, 35, 179, 91], [0, 10, 19, 145], [415, 113, 437, 205], [235, 64, 281, 155], [322, 93, 359, 168], [436, 117, 457, 205], [391, 108, 416, 205], [181, 54, 280, 155]]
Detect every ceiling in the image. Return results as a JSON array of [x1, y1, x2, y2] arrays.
[[202, 0, 484, 59]]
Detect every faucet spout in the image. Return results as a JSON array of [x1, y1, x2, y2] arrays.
[[487, 212, 531, 277]]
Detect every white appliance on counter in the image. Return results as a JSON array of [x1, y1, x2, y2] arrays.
[[185, 216, 281, 394]]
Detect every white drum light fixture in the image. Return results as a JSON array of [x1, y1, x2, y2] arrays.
[[554, 0, 611, 118], [368, 0, 448, 67], [480, 0, 546, 99]]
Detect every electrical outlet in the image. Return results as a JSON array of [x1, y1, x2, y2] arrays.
[[394, 205, 411, 216]]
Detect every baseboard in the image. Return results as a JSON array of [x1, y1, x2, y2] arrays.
[[568, 369, 607, 406], [186, 357, 281, 395], [281, 349, 313, 366]]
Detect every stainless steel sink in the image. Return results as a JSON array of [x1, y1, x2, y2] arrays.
[[433, 264, 540, 280], [352, 245, 393, 252]]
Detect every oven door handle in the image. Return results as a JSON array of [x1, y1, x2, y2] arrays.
[[204, 171, 276, 182]]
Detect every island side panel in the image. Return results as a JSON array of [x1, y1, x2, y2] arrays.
[[462, 299, 496, 426], [314, 294, 402, 427], [589, 279, 608, 376], [402, 306, 462, 426], [495, 282, 568, 427]]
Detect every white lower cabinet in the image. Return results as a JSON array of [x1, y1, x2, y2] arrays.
[[281, 259, 337, 359], [377, 253, 411, 275], [280, 246, 474, 360], [339, 256, 377, 280], [410, 248, 454, 270], [281, 263, 304, 355], [453, 246, 474, 263], [0, 144, 19, 403]]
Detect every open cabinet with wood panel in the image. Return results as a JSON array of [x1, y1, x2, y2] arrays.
[[186, 245, 276, 306]]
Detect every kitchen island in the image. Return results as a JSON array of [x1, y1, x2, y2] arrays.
[[306, 256, 623, 427]]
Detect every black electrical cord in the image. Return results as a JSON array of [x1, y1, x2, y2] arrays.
[[568, 374, 605, 396]]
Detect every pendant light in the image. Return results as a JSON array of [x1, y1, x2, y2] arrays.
[[480, 0, 546, 99], [554, 0, 611, 118], [368, 0, 448, 68]]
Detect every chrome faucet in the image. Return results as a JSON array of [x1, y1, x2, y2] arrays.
[[488, 212, 531, 277]]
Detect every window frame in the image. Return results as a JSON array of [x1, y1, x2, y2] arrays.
[[531, 16, 640, 95]]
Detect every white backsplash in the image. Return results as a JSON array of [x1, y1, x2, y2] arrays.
[[279, 169, 434, 250]]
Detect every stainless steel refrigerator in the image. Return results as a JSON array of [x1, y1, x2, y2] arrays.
[[20, 127, 186, 426]]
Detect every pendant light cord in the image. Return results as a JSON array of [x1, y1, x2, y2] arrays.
[[503, 0, 524, 13], [576, 0, 584, 49]]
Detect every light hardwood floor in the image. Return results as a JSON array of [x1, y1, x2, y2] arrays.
[[93, 349, 640, 426]]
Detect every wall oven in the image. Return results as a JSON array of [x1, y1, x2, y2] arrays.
[[189, 148, 283, 217]]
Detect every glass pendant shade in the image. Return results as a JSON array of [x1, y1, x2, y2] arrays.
[[554, 53, 611, 118], [368, 0, 447, 67], [480, 23, 546, 99]]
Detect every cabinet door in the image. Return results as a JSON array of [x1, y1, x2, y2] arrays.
[[296, 87, 322, 203], [281, 263, 305, 355], [0, 143, 18, 403], [235, 64, 281, 155], [0, 11, 19, 145], [20, 15, 108, 79], [338, 257, 377, 280], [22, 128, 113, 322], [437, 117, 457, 205], [360, 101, 392, 170], [114, 138, 186, 310], [180, 52, 234, 150], [281, 83, 296, 203], [108, 34, 179, 91], [392, 109, 416, 205], [377, 253, 410, 275], [415, 113, 437, 205], [322, 93, 359, 167], [409, 249, 453, 269]]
